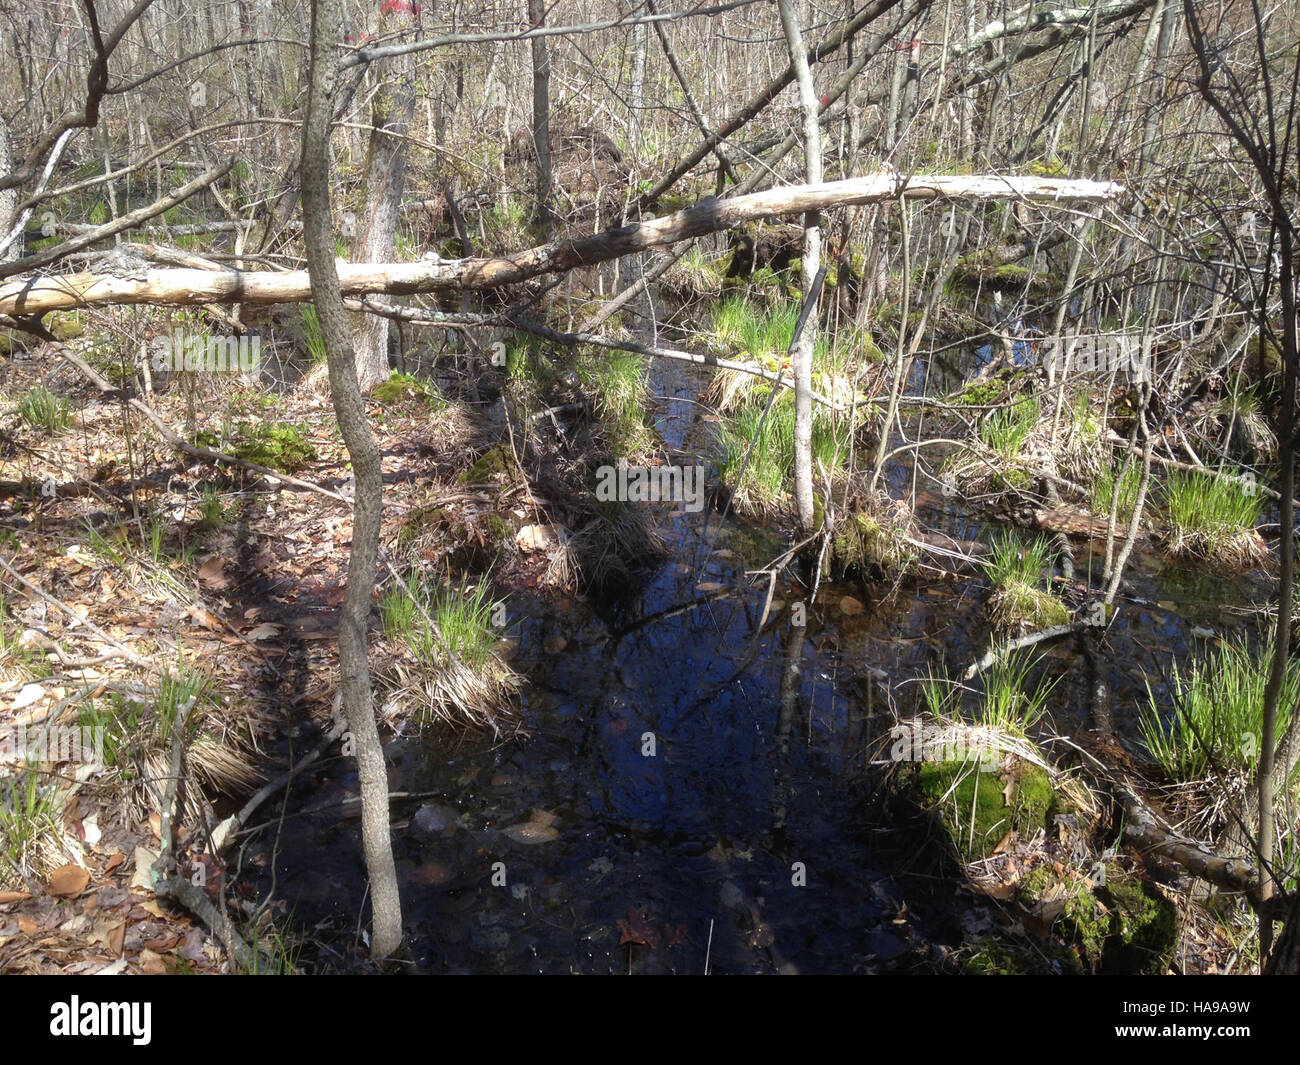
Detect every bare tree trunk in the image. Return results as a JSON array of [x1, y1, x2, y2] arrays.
[[627, 0, 647, 163], [303, 0, 402, 961], [351, 17, 416, 392], [778, 0, 822, 536], [527, 0, 552, 235], [0, 116, 17, 264]]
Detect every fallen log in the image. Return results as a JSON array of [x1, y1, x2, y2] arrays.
[[0, 173, 1123, 316]]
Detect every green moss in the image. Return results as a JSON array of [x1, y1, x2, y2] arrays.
[[1245, 334, 1284, 397], [990, 581, 1072, 632], [996, 468, 1033, 492], [484, 513, 511, 544], [398, 505, 454, 546], [995, 264, 1035, 284], [372, 371, 442, 408], [232, 423, 316, 473], [49, 313, 84, 341], [1027, 157, 1067, 178], [955, 380, 1004, 407], [918, 758, 1054, 862], [1099, 868, 1178, 974], [458, 444, 515, 486], [833, 512, 913, 576], [961, 936, 1083, 975], [1017, 863, 1178, 974]]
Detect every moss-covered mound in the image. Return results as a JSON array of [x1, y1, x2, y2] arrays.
[[1015, 862, 1178, 974], [917, 756, 1054, 862]]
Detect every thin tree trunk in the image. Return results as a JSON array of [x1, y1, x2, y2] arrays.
[[352, 15, 416, 392], [303, 0, 402, 961], [778, 0, 823, 536], [0, 115, 17, 264], [627, 0, 647, 163], [527, 0, 552, 234]]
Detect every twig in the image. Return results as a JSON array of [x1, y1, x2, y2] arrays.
[[961, 623, 1084, 681]]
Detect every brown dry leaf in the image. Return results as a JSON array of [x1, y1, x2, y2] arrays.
[[137, 900, 166, 918], [197, 556, 230, 590], [409, 861, 453, 886], [187, 604, 223, 632], [88, 917, 122, 952], [245, 623, 282, 641], [979, 878, 1019, 900], [143, 931, 180, 952], [502, 821, 560, 845], [991, 830, 1014, 856], [48, 863, 91, 898], [17, 916, 38, 936], [103, 851, 126, 874], [1002, 777, 1016, 805], [148, 813, 162, 839], [0, 890, 32, 904], [137, 948, 168, 975], [839, 596, 865, 616]]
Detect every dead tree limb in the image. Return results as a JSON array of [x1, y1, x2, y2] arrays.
[[0, 174, 1124, 317]]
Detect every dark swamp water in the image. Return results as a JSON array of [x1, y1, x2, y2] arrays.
[[234, 306, 1276, 974]]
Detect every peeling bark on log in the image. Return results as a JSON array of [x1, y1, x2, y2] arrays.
[[0, 174, 1123, 316]]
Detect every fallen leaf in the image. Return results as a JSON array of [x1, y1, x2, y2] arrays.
[[197, 556, 230, 589], [142, 932, 179, 952], [11, 683, 45, 711], [187, 605, 223, 632], [542, 634, 566, 654], [409, 861, 453, 886], [618, 906, 661, 949], [103, 851, 126, 874], [17, 916, 38, 936], [502, 821, 559, 845], [839, 596, 865, 616], [48, 863, 90, 898], [130, 847, 159, 892], [0, 890, 32, 904], [179, 929, 207, 962], [137, 948, 168, 975], [983, 878, 1019, 900], [245, 623, 282, 641]]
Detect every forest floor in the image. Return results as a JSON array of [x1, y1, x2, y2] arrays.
[[0, 335, 547, 973]]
